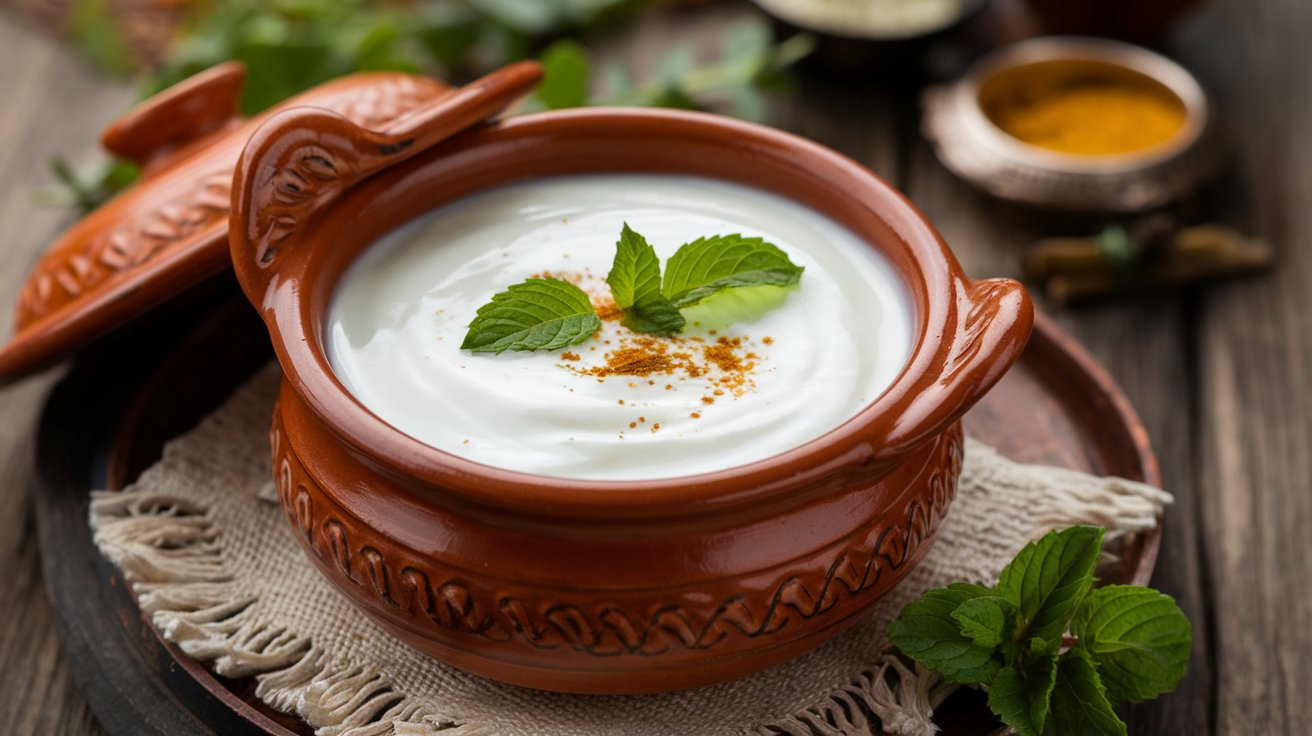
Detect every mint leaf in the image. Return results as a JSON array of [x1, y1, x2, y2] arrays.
[[997, 526, 1104, 645], [623, 294, 686, 335], [1043, 650, 1127, 736], [662, 234, 804, 308], [1072, 585, 1191, 705], [607, 224, 686, 335], [462, 278, 601, 353], [952, 596, 1017, 650], [1030, 635, 1060, 658], [678, 283, 794, 331], [607, 224, 658, 309], [889, 583, 1001, 685], [989, 657, 1058, 736]]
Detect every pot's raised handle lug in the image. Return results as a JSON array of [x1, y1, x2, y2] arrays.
[[101, 61, 246, 172], [941, 277, 1034, 406], [876, 277, 1034, 461], [229, 61, 543, 300]]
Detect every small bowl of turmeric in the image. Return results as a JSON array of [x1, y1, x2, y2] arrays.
[[923, 37, 1217, 212]]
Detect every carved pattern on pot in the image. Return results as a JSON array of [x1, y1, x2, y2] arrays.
[[944, 279, 1017, 383], [269, 404, 962, 656], [255, 145, 354, 267], [15, 77, 443, 327]]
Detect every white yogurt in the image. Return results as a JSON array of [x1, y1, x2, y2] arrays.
[[327, 175, 912, 481]]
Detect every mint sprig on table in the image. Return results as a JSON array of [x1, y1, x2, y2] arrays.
[[462, 224, 803, 353], [889, 526, 1191, 736]]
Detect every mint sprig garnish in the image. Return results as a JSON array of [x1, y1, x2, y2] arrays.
[[607, 224, 686, 336], [889, 526, 1191, 736], [465, 224, 804, 354], [608, 225, 803, 334], [460, 278, 601, 354], [662, 233, 804, 308]]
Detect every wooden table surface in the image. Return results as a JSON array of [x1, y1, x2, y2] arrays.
[[0, 1, 1307, 734]]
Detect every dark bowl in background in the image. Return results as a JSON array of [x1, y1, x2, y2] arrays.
[[753, 0, 991, 80]]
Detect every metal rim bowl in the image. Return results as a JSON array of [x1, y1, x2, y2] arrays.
[[923, 36, 1218, 212]]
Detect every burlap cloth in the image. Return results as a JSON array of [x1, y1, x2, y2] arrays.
[[90, 367, 1171, 736]]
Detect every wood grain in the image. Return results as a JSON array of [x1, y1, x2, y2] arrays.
[[1, 0, 1308, 733], [1174, 1, 1312, 733], [0, 11, 130, 736]]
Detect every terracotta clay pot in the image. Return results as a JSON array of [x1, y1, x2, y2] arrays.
[[229, 62, 1034, 694]]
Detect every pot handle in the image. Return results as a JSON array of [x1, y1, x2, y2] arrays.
[[875, 276, 1034, 461], [102, 62, 246, 173], [229, 61, 543, 299]]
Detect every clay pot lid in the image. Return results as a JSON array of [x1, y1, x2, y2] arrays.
[[0, 60, 543, 386]]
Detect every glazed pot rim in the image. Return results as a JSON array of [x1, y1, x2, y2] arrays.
[[234, 105, 1032, 519]]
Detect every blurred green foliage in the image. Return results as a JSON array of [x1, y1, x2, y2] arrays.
[[51, 0, 811, 212], [147, 0, 658, 115], [70, 0, 135, 77]]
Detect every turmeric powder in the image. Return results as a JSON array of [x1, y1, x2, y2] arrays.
[[983, 63, 1187, 156]]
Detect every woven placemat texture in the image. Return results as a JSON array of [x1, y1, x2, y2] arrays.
[[91, 367, 1170, 736]]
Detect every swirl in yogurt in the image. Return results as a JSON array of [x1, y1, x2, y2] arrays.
[[327, 175, 912, 481]]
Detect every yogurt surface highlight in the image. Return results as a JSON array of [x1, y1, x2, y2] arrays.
[[327, 174, 912, 480]]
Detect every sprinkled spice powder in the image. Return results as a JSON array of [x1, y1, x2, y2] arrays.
[[529, 269, 587, 284], [541, 272, 772, 433], [566, 332, 761, 399], [592, 296, 623, 322]]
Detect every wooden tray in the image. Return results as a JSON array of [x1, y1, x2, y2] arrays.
[[32, 296, 1160, 736]]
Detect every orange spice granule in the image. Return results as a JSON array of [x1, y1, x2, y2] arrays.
[[703, 336, 746, 373], [564, 327, 761, 403], [531, 270, 584, 284], [593, 296, 623, 322], [547, 279, 770, 431]]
